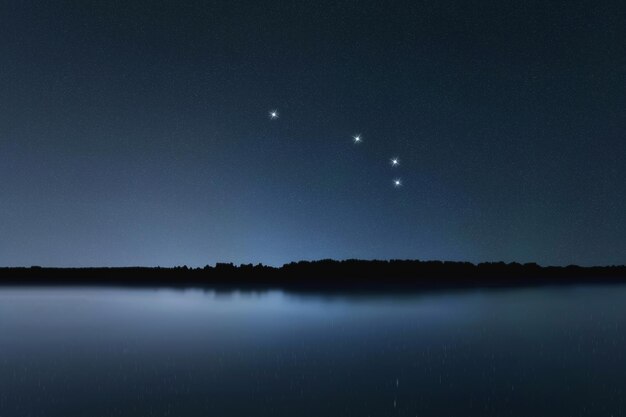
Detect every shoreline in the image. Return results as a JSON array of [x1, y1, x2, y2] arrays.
[[1, 260, 625, 292]]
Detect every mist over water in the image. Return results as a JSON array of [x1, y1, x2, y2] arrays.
[[1, 285, 625, 416]]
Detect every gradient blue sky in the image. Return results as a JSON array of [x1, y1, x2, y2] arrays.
[[1, 0, 624, 266]]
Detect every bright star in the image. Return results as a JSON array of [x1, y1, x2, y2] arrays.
[[393, 178, 402, 187], [391, 157, 399, 166], [269, 110, 279, 120], [353, 134, 362, 143]]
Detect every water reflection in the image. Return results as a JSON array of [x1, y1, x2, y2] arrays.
[[0, 285, 625, 416]]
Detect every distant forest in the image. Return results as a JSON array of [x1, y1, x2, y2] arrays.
[[1, 260, 626, 291]]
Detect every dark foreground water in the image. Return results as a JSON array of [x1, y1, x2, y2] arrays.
[[1, 286, 625, 417]]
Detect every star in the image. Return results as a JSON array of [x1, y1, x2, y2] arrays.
[[269, 109, 279, 120], [391, 157, 399, 167], [393, 178, 402, 187], [353, 134, 362, 144]]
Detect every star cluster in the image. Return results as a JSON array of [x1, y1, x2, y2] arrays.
[[272, 113, 403, 189]]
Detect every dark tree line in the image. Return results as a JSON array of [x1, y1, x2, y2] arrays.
[[1, 260, 625, 292]]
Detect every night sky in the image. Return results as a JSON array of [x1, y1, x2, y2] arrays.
[[1, 0, 624, 267]]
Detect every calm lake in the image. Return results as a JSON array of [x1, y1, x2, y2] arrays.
[[1, 285, 624, 416]]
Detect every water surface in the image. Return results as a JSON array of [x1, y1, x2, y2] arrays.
[[1, 285, 624, 416]]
